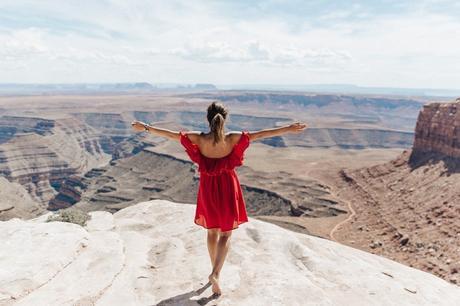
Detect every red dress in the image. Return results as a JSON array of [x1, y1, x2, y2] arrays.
[[179, 130, 251, 231]]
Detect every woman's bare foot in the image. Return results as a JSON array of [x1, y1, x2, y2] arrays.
[[208, 273, 221, 295]]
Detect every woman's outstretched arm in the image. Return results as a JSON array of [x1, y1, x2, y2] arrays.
[[248, 122, 307, 141], [131, 120, 182, 141]]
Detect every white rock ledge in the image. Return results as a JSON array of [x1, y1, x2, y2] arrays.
[[0, 200, 458, 306]]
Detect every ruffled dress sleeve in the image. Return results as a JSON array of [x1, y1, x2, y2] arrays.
[[179, 130, 201, 164], [231, 130, 250, 167]]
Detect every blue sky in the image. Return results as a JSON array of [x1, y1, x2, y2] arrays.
[[1, 0, 459, 88]]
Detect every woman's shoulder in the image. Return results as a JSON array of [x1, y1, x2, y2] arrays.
[[180, 131, 203, 145], [226, 131, 249, 144], [224, 132, 239, 146]]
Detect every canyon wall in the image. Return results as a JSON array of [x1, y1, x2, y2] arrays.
[[0, 93, 425, 220], [410, 99, 460, 163], [336, 98, 460, 285], [0, 116, 111, 207]]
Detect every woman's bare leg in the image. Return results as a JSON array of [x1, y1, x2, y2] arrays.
[[208, 230, 232, 295], [207, 229, 219, 267]]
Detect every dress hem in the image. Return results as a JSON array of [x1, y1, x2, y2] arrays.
[[194, 218, 249, 231]]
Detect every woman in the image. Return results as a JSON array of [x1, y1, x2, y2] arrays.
[[131, 101, 307, 296]]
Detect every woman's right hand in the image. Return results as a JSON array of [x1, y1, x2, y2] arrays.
[[287, 122, 307, 133], [131, 120, 146, 132]]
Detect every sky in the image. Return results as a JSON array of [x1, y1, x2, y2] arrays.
[[1, 0, 460, 89]]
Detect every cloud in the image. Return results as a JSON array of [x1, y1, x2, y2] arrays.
[[0, 1, 459, 88], [48, 48, 138, 66], [0, 28, 47, 62], [170, 41, 250, 62], [171, 40, 352, 67]]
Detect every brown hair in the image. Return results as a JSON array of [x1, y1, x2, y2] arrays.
[[207, 101, 228, 144]]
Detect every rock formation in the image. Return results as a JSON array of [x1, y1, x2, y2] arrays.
[[0, 93, 423, 219], [0, 116, 111, 206], [47, 175, 89, 210], [410, 100, 460, 164], [336, 98, 460, 285], [0, 200, 458, 305], [0, 177, 43, 220], [47, 146, 342, 225]]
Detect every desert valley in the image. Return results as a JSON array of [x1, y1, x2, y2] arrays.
[[0, 86, 459, 304]]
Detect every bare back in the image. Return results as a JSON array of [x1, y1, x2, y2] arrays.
[[187, 132, 243, 159]]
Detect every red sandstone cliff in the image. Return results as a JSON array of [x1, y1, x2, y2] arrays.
[[410, 99, 460, 162], [336, 98, 460, 285]]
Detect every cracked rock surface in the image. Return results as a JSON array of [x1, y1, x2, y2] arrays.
[[1, 200, 459, 306]]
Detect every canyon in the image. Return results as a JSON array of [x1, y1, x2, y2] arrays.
[[0, 115, 111, 219], [1, 92, 458, 287], [334, 99, 460, 285], [0, 92, 418, 221]]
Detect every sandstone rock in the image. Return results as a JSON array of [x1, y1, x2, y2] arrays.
[[0, 177, 43, 220], [1, 200, 459, 305], [0, 116, 111, 206], [341, 100, 460, 285], [410, 99, 460, 162]]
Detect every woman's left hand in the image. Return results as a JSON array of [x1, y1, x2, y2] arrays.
[[131, 120, 147, 132], [287, 122, 307, 133]]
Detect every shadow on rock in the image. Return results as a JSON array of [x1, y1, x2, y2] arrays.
[[155, 282, 220, 306], [409, 151, 460, 174]]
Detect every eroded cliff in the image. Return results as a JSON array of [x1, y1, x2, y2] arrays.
[[336, 98, 460, 285], [0, 116, 111, 209], [410, 99, 460, 164]]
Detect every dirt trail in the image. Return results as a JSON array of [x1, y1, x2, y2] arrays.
[[329, 198, 355, 241]]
